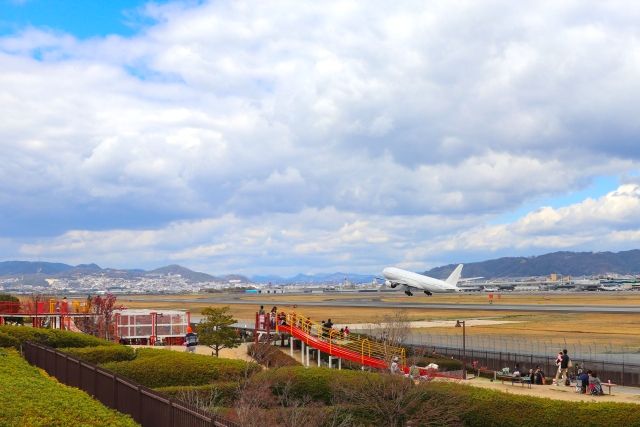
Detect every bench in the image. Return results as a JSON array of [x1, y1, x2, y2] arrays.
[[496, 374, 532, 388]]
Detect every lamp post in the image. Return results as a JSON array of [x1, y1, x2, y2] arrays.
[[455, 320, 466, 379]]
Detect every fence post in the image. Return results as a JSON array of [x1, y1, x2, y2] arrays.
[[138, 385, 143, 423], [113, 374, 118, 410], [168, 399, 174, 427]]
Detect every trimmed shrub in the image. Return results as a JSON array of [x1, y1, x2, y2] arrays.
[[0, 331, 19, 348], [253, 366, 380, 404], [61, 345, 135, 364], [0, 325, 114, 348], [248, 343, 299, 368], [155, 382, 239, 406], [0, 348, 138, 426], [102, 348, 260, 388], [423, 382, 640, 426]]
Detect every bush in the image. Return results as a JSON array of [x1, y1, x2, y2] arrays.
[[155, 382, 239, 406], [253, 366, 380, 404], [102, 348, 260, 388], [0, 325, 114, 348], [0, 331, 19, 348], [423, 382, 640, 426], [61, 345, 135, 364], [0, 348, 138, 426], [248, 343, 299, 368]]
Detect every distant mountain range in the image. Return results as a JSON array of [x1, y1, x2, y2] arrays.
[[424, 250, 640, 279], [0, 261, 250, 284], [3, 250, 640, 287]]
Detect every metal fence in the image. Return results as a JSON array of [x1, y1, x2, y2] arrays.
[[408, 343, 640, 386], [22, 342, 239, 427]]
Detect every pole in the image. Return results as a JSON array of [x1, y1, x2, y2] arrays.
[[462, 321, 467, 379]]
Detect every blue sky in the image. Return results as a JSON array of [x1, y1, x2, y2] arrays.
[[1, 1, 640, 275], [0, 0, 158, 38]]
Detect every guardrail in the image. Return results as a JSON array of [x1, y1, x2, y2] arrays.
[[22, 342, 239, 427]]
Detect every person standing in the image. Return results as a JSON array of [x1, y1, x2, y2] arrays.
[[556, 349, 570, 386], [390, 356, 401, 375], [184, 326, 198, 353], [553, 351, 563, 385]]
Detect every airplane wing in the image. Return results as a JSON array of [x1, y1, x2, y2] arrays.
[[458, 277, 483, 282]]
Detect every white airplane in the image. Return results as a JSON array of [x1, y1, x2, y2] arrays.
[[382, 264, 466, 296]]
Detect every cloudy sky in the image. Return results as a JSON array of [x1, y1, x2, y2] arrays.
[[1, 0, 640, 276]]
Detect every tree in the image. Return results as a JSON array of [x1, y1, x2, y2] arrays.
[[198, 306, 241, 357], [76, 294, 120, 339]]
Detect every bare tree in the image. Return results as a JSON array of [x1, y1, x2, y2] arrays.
[[371, 311, 411, 347], [176, 387, 225, 414], [273, 380, 324, 427], [334, 371, 460, 427]]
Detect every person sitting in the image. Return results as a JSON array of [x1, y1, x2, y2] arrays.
[[534, 366, 546, 385], [577, 369, 589, 394], [590, 372, 604, 395], [513, 363, 521, 377], [528, 368, 535, 384]]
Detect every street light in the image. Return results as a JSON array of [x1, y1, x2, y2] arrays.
[[455, 320, 466, 379]]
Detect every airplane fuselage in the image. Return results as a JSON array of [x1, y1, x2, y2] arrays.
[[382, 267, 460, 294]]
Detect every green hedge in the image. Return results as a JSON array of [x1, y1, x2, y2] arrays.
[[0, 325, 114, 348], [248, 343, 300, 368], [102, 348, 260, 388], [0, 331, 19, 348], [253, 366, 380, 404], [155, 382, 239, 406], [0, 348, 138, 426], [424, 382, 640, 426], [61, 345, 135, 364]]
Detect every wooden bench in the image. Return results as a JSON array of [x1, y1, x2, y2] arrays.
[[496, 374, 532, 388]]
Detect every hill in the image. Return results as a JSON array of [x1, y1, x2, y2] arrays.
[[425, 250, 640, 279], [0, 261, 238, 283]]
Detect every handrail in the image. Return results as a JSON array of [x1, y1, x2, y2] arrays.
[[282, 311, 406, 367]]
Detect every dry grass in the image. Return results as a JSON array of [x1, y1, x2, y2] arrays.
[[119, 293, 640, 350]]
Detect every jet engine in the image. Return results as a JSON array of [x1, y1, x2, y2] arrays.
[[385, 280, 397, 288]]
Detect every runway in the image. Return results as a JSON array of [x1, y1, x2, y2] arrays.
[[131, 296, 640, 313]]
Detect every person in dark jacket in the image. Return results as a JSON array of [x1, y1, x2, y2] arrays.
[[556, 349, 570, 386], [534, 366, 546, 385], [184, 326, 198, 353], [578, 369, 589, 394]]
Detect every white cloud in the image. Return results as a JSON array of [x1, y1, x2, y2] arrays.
[[2, 1, 640, 272]]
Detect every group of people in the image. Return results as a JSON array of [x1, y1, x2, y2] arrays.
[[513, 363, 547, 385], [510, 349, 605, 395], [576, 369, 605, 395]]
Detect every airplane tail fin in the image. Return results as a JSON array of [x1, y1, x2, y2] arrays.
[[445, 264, 464, 286]]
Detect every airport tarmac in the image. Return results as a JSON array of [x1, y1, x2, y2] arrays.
[[133, 296, 640, 313]]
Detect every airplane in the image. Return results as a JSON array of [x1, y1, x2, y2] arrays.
[[382, 264, 470, 296]]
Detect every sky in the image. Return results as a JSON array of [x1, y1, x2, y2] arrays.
[[1, 0, 640, 276]]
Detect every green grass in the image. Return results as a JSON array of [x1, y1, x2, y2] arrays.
[[0, 348, 138, 427]]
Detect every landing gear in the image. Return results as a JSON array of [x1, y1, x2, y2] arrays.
[[404, 290, 413, 296], [424, 291, 432, 296]]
